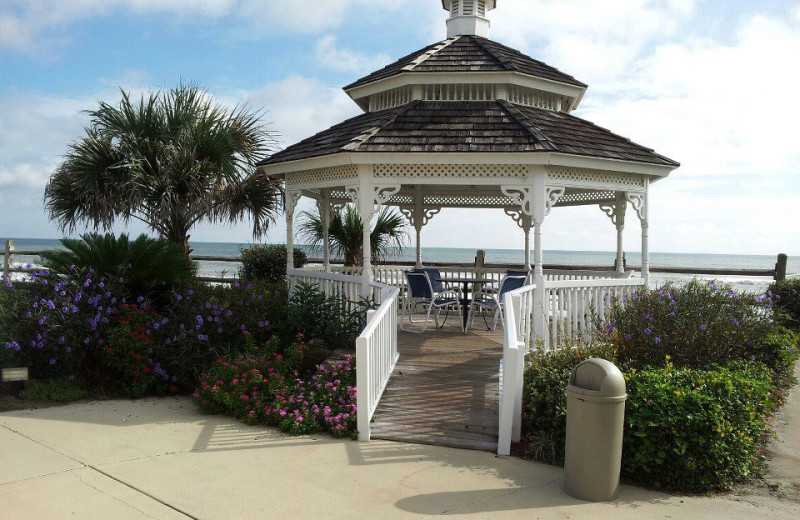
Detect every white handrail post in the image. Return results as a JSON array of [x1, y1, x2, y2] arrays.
[[3, 239, 13, 279], [356, 320, 371, 441], [498, 290, 520, 456], [510, 292, 524, 443]]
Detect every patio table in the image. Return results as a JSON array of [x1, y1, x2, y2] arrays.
[[437, 277, 495, 331]]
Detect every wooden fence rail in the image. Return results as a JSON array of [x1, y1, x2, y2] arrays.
[[2, 240, 790, 283]]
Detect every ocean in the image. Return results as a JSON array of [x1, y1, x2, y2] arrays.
[[3, 237, 797, 295]]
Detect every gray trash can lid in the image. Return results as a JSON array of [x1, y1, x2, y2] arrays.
[[567, 358, 626, 400]]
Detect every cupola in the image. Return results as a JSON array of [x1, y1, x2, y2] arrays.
[[443, 0, 497, 38]]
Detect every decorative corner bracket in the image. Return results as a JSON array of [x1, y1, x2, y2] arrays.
[[401, 206, 441, 228], [626, 192, 647, 222], [544, 187, 566, 217], [373, 184, 402, 206], [285, 190, 302, 215], [504, 207, 532, 230], [501, 186, 534, 216]]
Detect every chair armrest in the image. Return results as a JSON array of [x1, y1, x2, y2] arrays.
[[435, 287, 462, 299]]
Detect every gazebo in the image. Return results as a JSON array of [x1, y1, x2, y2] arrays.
[[258, 0, 678, 453]]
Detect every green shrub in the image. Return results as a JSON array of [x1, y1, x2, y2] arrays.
[[603, 280, 774, 370], [153, 279, 288, 387], [520, 346, 780, 493], [40, 233, 195, 299], [770, 279, 800, 329], [20, 379, 89, 402], [623, 362, 774, 492], [86, 305, 175, 398], [239, 244, 307, 284], [286, 282, 372, 351], [0, 269, 127, 380], [751, 326, 799, 394], [521, 343, 617, 465]]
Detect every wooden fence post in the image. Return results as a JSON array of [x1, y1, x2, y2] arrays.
[[775, 254, 788, 282], [3, 240, 14, 279]]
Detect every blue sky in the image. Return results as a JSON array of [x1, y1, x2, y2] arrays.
[[1, 0, 799, 256]]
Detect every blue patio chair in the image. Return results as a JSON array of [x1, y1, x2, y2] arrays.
[[466, 274, 528, 331], [400, 269, 462, 333]]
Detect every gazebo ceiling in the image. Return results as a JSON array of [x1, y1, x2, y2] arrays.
[[258, 100, 678, 168]]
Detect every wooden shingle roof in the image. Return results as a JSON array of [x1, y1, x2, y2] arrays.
[[259, 101, 678, 167], [344, 36, 586, 90]]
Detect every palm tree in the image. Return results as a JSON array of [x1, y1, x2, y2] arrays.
[[44, 84, 281, 253], [298, 205, 407, 266]]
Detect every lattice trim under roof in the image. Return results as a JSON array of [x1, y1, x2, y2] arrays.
[[312, 186, 617, 209]]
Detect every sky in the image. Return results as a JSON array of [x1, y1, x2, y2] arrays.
[[1, 0, 799, 256]]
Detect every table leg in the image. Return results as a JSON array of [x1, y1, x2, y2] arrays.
[[461, 281, 470, 331]]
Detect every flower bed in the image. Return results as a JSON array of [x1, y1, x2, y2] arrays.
[[194, 338, 357, 438]]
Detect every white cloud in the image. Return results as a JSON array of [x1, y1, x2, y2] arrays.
[[242, 75, 361, 147], [0, 0, 405, 53], [472, 0, 699, 84], [315, 34, 392, 74]]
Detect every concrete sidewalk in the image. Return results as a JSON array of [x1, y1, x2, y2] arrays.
[[1, 398, 797, 520]]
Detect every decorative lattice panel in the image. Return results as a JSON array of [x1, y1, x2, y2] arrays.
[[423, 194, 514, 207], [285, 165, 358, 187], [374, 163, 528, 179], [555, 191, 616, 206], [548, 167, 645, 190]]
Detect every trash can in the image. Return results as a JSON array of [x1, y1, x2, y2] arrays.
[[563, 358, 627, 502]]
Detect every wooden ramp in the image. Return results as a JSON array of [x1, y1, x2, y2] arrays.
[[370, 317, 504, 451]]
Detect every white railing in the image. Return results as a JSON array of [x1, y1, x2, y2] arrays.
[[331, 265, 631, 308], [356, 284, 400, 441], [540, 278, 646, 351], [287, 268, 386, 305], [498, 283, 537, 456], [286, 268, 400, 442]]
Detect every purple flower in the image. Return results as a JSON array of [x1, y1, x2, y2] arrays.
[[624, 334, 632, 341], [700, 324, 707, 331], [654, 337, 662, 344], [644, 328, 652, 335], [49, 359, 56, 365]]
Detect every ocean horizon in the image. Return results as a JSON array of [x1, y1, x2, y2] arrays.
[[3, 237, 797, 294]]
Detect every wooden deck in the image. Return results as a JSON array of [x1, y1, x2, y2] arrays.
[[370, 316, 504, 451]]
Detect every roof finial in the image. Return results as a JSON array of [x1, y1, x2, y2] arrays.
[[443, 0, 496, 38]]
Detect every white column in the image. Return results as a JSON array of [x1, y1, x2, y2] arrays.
[[357, 169, 375, 298], [626, 183, 650, 288], [320, 190, 331, 272], [415, 225, 423, 269], [504, 208, 532, 271], [523, 221, 532, 271], [641, 180, 650, 288], [414, 186, 423, 269], [616, 193, 625, 274], [285, 190, 299, 286]]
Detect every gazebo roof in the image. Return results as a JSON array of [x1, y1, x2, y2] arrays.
[[344, 35, 586, 91], [258, 100, 678, 167]]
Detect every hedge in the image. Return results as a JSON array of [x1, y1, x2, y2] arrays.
[[521, 349, 783, 493], [239, 244, 307, 284]]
